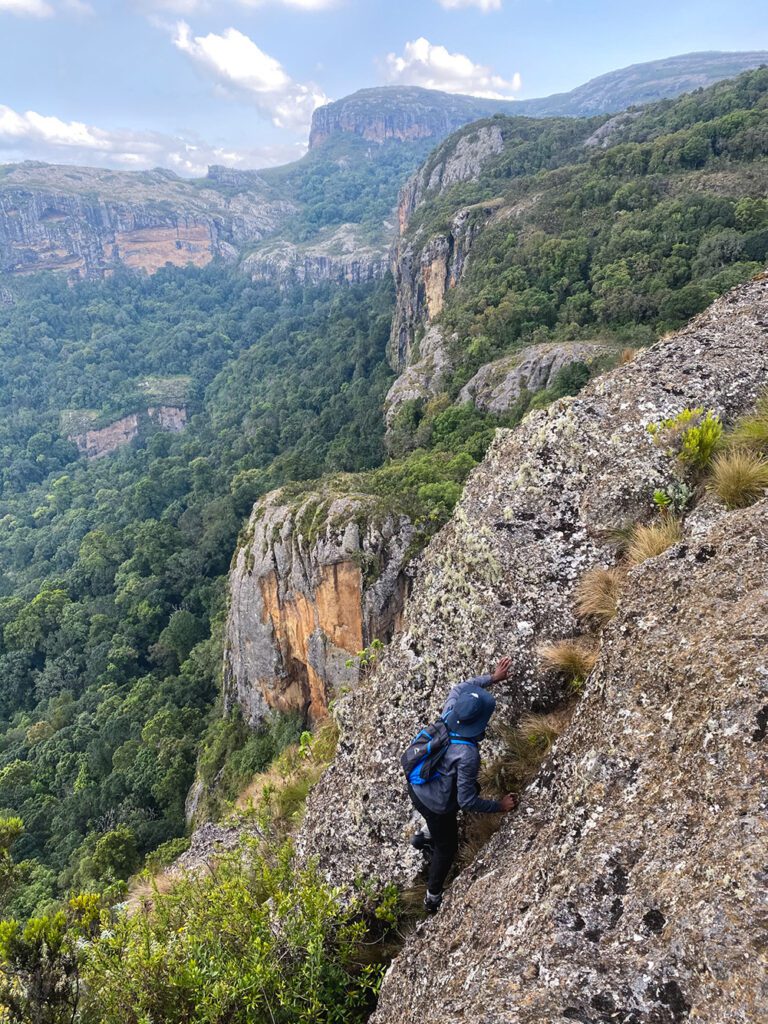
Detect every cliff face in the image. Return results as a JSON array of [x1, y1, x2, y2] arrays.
[[224, 490, 415, 726], [296, 275, 768, 893], [0, 164, 294, 280], [242, 225, 390, 288], [67, 405, 187, 459], [373, 496, 768, 1023]]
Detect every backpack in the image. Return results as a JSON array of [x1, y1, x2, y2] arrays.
[[401, 718, 476, 786]]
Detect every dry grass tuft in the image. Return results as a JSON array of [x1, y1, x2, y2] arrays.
[[574, 566, 625, 623], [480, 707, 576, 798], [626, 517, 682, 566], [619, 347, 639, 365], [726, 395, 768, 453], [537, 638, 598, 681], [707, 448, 768, 509]]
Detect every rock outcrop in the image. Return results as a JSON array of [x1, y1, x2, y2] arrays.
[[389, 202, 498, 371], [0, 163, 294, 280], [458, 341, 615, 414], [373, 497, 768, 1024], [384, 326, 454, 425], [224, 489, 415, 727], [68, 405, 187, 459], [296, 275, 768, 891], [242, 225, 389, 288]]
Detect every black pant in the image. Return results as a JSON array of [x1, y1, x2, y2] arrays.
[[408, 785, 459, 895]]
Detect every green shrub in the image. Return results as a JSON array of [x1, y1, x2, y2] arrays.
[[80, 843, 389, 1024], [649, 407, 723, 471]]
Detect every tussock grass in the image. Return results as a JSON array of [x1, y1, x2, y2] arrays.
[[708, 449, 768, 509], [537, 638, 598, 682], [626, 517, 682, 565], [480, 707, 575, 798], [726, 395, 768, 453], [619, 347, 639, 365], [574, 566, 625, 624]]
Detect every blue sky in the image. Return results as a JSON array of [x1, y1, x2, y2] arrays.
[[0, 0, 766, 175]]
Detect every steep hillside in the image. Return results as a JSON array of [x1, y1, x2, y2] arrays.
[[2, 52, 766, 286], [387, 69, 768, 433], [373, 494, 767, 1023], [296, 273, 768, 893]]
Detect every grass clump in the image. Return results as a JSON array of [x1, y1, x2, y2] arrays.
[[726, 394, 768, 452], [574, 566, 625, 624], [626, 517, 683, 565], [538, 638, 598, 687], [480, 707, 574, 797], [707, 449, 768, 509]]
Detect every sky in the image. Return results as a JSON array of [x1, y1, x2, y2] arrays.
[[0, 0, 766, 176]]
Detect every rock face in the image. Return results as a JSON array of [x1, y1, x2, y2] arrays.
[[384, 326, 454, 425], [458, 341, 614, 414], [0, 163, 294, 280], [308, 88, 517, 150], [224, 490, 415, 726], [242, 225, 390, 288], [373, 498, 768, 1024], [389, 201, 498, 371], [296, 275, 768, 891], [68, 405, 187, 458]]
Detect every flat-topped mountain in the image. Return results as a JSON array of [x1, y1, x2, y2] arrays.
[[308, 51, 768, 148]]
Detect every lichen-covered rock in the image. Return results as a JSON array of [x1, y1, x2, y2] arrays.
[[224, 489, 415, 726], [167, 822, 262, 879], [296, 275, 768, 891], [372, 498, 768, 1024], [458, 341, 614, 414]]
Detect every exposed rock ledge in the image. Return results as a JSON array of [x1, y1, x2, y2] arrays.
[[242, 225, 390, 288], [224, 489, 415, 726], [373, 498, 768, 1024], [68, 405, 187, 459], [296, 274, 768, 894], [458, 340, 615, 414]]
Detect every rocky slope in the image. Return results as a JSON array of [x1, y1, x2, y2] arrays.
[[373, 495, 768, 1023], [242, 224, 389, 288], [296, 274, 768, 895], [224, 489, 415, 726]]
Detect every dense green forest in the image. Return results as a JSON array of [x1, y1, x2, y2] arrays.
[[404, 67, 768, 399]]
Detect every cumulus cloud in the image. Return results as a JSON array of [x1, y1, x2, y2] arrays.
[[171, 21, 329, 130], [0, 103, 303, 175], [0, 0, 55, 16], [437, 0, 502, 10], [385, 37, 521, 99]]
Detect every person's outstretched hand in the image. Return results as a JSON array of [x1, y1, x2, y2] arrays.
[[490, 656, 512, 684], [499, 793, 518, 813]]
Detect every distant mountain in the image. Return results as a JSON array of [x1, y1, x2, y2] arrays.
[[308, 51, 768, 149]]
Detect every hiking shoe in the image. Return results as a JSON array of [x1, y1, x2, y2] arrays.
[[423, 891, 442, 914], [410, 831, 433, 852]]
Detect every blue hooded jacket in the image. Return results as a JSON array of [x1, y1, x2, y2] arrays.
[[413, 674, 502, 815]]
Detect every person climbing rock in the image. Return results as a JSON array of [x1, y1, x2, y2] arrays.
[[406, 657, 518, 914]]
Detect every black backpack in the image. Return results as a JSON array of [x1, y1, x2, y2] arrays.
[[401, 719, 452, 786]]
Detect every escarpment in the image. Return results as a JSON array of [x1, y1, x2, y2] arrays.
[[296, 275, 768, 890], [373, 498, 768, 1024], [224, 490, 415, 726], [0, 164, 294, 279]]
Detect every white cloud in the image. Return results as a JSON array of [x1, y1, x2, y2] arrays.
[[0, 0, 54, 16], [172, 21, 329, 130], [385, 37, 521, 99], [437, 0, 502, 9], [0, 103, 302, 175]]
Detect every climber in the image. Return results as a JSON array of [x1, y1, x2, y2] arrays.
[[407, 657, 518, 914]]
